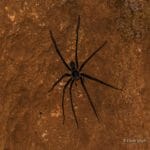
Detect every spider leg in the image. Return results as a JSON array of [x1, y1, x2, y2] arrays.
[[79, 41, 107, 71], [80, 77, 99, 122], [49, 30, 71, 70], [62, 78, 72, 124], [75, 15, 80, 69], [48, 73, 70, 93], [81, 73, 122, 90], [69, 80, 79, 128]]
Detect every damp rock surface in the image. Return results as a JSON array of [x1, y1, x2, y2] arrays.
[[0, 0, 149, 150]]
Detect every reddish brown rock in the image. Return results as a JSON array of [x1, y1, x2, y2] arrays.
[[0, 0, 149, 150]]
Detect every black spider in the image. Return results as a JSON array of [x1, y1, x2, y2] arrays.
[[49, 16, 121, 127]]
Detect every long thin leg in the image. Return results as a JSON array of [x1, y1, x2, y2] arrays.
[[81, 73, 121, 90], [62, 78, 72, 124], [80, 78, 99, 122], [49, 30, 71, 70], [69, 80, 79, 128], [75, 15, 80, 69], [48, 73, 70, 92], [79, 41, 107, 71]]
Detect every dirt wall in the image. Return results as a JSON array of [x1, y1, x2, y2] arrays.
[[0, 0, 149, 150]]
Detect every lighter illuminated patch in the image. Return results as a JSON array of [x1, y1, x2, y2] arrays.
[[51, 105, 61, 118], [8, 14, 16, 22], [41, 130, 48, 141], [137, 47, 142, 52]]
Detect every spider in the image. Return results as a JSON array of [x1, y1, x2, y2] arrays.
[[48, 16, 121, 127]]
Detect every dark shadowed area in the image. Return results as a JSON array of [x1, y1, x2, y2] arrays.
[[0, 0, 149, 150]]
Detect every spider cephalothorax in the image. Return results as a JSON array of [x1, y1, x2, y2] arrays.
[[48, 16, 121, 127]]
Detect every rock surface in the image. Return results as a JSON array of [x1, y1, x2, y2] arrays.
[[0, 0, 149, 150]]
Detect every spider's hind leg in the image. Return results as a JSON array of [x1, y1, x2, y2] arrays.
[[48, 73, 70, 93], [69, 80, 79, 128], [80, 77, 99, 122], [62, 78, 72, 124]]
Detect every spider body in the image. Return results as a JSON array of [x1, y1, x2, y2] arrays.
[[70, 61, 80, 80], [72, 70, 80, 80], [49, 16, 121, 128], [70, 61, 76, 69]]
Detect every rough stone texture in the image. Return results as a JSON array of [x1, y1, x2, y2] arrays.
[[0, 0, 149, 150]]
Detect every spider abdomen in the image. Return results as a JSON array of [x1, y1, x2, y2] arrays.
[[72, 70, 80, 80]]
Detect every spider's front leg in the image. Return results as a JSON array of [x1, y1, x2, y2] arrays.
[[49, 30, 71, 71]]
